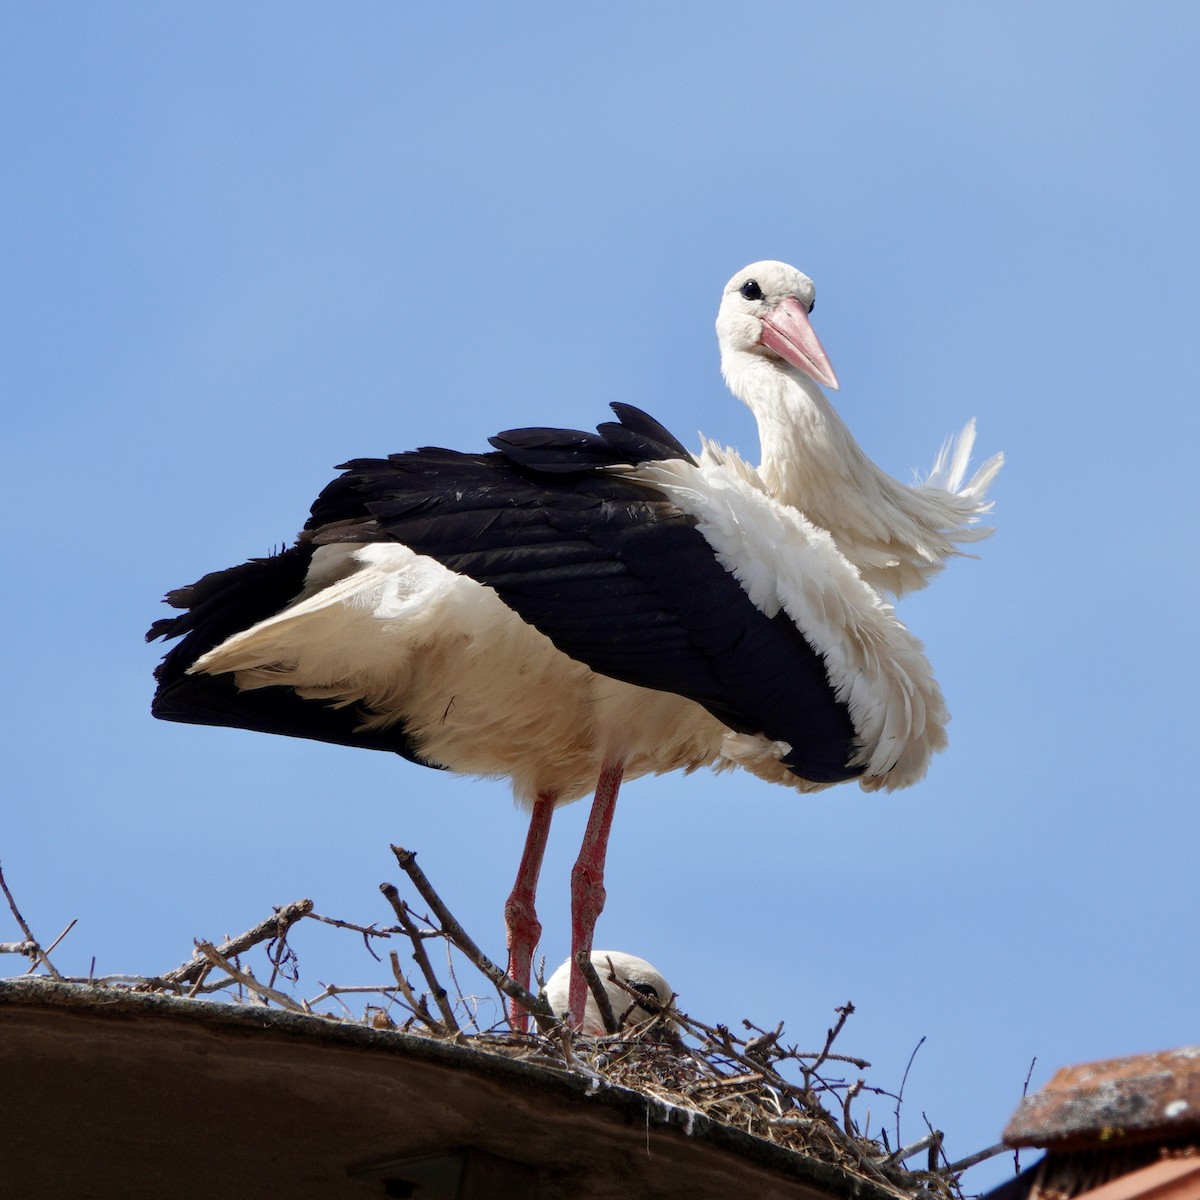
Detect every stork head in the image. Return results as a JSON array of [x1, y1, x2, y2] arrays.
[[716, 260, 840, 390]]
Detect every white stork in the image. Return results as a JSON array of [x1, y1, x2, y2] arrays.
[[147, 261, 1000, 1029], [543, 951, 672, 1035]]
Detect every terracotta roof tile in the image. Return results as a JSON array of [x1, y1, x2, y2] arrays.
[[1005, 1048, 1200, 1150]]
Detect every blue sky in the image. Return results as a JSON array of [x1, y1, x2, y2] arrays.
[[3, 3, 1198, 1187]]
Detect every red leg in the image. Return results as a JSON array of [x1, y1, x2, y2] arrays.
[[567, 760, 624, 1026], [504, 792, 556, 1031]]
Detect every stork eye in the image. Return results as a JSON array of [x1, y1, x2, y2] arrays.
[[808, 298, 815, 314], [739, 280, 763, 301], [629, 982, 660, 1002]]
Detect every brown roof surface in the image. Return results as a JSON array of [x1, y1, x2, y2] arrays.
[[1, 978, 898, 1200], [1004, 1047, 1200, 1151], [1072, 1156, 1200, 1200]]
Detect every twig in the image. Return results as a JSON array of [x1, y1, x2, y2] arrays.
[[185, 964, 213, 997], [41, 918, 78, 960], [0, 862, 62, 980], [388, 949, 446, 1032], [888, 1129, 942, 1167], [844, 1077, 864, 1136], [315, 982, 357, 1020], [194, 941, 306, 1012], [441, 941, 484, 1034], [809, 1002, 855, 1075], [691, 1072, 766, 1092], [894, 1035, 926, 1149], [1021, 1057, 1037, 1096], [306, 911, 397, 963], [1013, 1056, 1037, 1176], [307, 983, 405, 1002], [305, 911, 396, 938], [744, 1014, 870, 1072], [578, 952, 619, 1033], [745, 1021, 784, 1064], [379, 883, 460, 1032], [605, 970, 669, 1018], [387, 846, 555, 1033], [155, 899, 314, 988], [919, 1113, 949, 1175], [54, 973, 182, 986], [946, 1142, 1009, 1173], [0, 941, 38, 957]]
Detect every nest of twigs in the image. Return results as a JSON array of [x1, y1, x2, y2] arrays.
[[1, 849, 1003, 1199]]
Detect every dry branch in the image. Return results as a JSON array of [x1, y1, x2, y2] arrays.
[[945, 1142, 1008, 1173], [306, 910, 396, 962], [378, 883, 459, 1032], [192, 941, 307, 1012], [0, 862, 62, 980], [153, 899, 314, 989], [577, 950, 619, 1033], [387, 949, 446, 1031], [888, 1130, 943, 1167], [388, 845, 555, 1033]]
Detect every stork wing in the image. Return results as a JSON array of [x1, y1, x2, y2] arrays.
[[307, 404, 860, 783]]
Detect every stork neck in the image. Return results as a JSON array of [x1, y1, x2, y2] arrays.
[[723, 352, 869, 508]]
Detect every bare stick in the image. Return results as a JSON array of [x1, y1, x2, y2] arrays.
[[441, 942, 485, 1035], [155, 899, 314, 989], [604, 970, 669, 1018], [894, 1035, 926, 1150], [1021, 1056, 1037, 1097], [41, 918, 78, 960], [185, 964, 213, 998], [743, 1015, 870, 1071], [194, 941, 305, 1012], [946, 1142, 1009, 1173], [307, 983, 406, 1002], [379, 882, 459, 1032], [919, 1114, 948, 1174], [1012, 1056, 1038, 1177], [887, 1129, 942, 1166], [387, 846, 555, 1033], [844, 1077, 864, 1136], [51, 973, 162, 986], [810, 1002, 855, 1074], [745, 1021, 784, 1064], [388, 949, 445, 1031], [0, 862, 62, 980], [306, 911, 397, 963], [306, 911, 396, 938], [576, 951, 619, 1033], [315, 982, 357, 1020]]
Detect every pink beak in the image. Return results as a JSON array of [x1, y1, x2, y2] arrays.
[[760, 296, 840, 390]]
